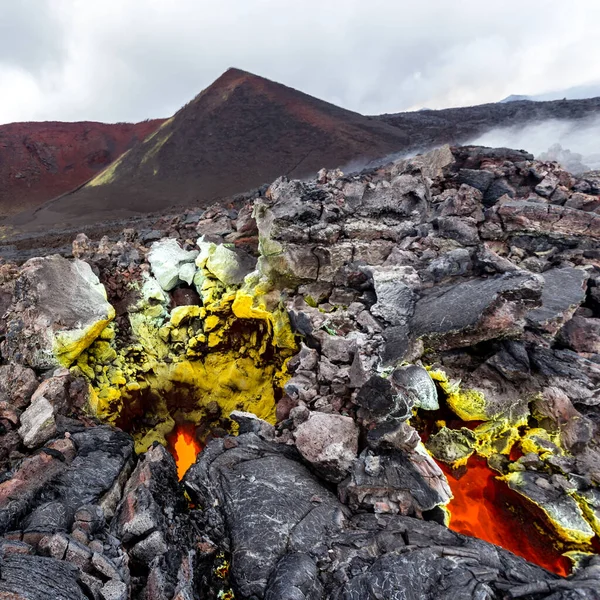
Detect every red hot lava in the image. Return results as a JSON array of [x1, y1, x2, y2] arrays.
[[168, 423, 202, 480], [440, 457, 571, 577]]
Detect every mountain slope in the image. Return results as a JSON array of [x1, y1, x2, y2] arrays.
[[0, 120, 164, 218], [12, 68, 411, 230], [376, 96, 600, 149]]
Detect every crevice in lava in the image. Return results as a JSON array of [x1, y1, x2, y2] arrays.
[[413, 373, 597, 576]]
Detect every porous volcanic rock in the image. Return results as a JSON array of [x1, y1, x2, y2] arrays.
[[0, 143, 600, 599], [184, 432, 584, 599], [2, 255, 115, 369]]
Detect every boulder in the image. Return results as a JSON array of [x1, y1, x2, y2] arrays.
[[355, 375, 412, 426], [368, 266, 420, 327], [3, 256, 115, 369], [184, 434, 345, 599], [147, 238, 198, 291], [196, 239, 255, 287], [340, 446, 452, 515], [18, 397, 57, 449], [496, 200, 600, 239], [558, 316, 600, 354], [0, 554, 87, 599], [503, 471, 595, 544], [390, 365, 438, 411], [411, 272, 542, 350], [425, 427, 476, 467], [0, 364, 38, 409], [181, 432, 552, 600], [313, 331, 354, 364], [527, 267, 588, 335], [294, 412, 359, 482]]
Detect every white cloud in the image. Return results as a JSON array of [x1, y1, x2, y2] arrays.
[[0, 0, 599, 124]]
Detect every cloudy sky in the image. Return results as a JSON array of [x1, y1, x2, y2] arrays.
[[1, 0, 599, 125]]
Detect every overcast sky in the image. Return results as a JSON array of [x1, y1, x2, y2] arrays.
[[0, 0, 599, 125]]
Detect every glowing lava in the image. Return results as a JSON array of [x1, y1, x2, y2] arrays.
[[441, 457, 571, 576], [170, 423, 202, 480]]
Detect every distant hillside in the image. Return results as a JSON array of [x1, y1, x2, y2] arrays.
[[0, 120, 164, 218], [10, 68, 411, 231], [376, 96, 600, 150], [500, 82, 600, 103], [6, 70, 600, 234]]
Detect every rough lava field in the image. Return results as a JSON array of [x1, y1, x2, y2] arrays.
[[0, 71, 599, 600]]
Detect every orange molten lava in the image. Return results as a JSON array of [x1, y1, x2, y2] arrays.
[[170, 423, 202, 480], [441, 457, 571, 577]]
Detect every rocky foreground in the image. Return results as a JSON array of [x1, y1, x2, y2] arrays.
[[0, 145, 599, 599]]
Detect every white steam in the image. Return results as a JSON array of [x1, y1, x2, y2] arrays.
[[469, 116, 600, 173]]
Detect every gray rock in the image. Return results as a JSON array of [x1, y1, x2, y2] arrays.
[[265, 553, 323, 600], [294, 412, 359, 482], [411, 271, 542, 350], [496, 200, 600, 239], [0, 364, 38, 409], [3, 255, 115, 369], [457, 168, 494, 192], [339, 447, 452, 515], [184, 434, 345, 599], [100, 579, 128, 600], [558, 315, 600, 354], [18, 397, 57, 448], [504, 471, 595, 544], [435, 216, 479, 245], [369, 266, 420, 327], [130, 530, 168, 565], [391, 145, 455, 180], [527, 267, 588, 335], [484, 177, 516, 206], [535, 173, 559, 197], [147, 238, 198, 291], [355, 375, 415, 428], [359, 174, 430, 219], [381, 324, 410, 366], [313, 331, 354, 364], [184, 433, 568, 599], [427, 248, 472, 282], [0, 554, 87, 599], [91, 553, 122, 581], [390, 365, 438, 411], [230, 410, 276, 440]]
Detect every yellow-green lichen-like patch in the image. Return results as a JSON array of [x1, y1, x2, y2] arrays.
[[472, 416, 527, 459], [141, 128, 173, 166], [520, 428, 563, 459], [564, 550, 598, 572], [425, 426, 476, 469], [87, 150, 130, 187], [53, 306, 116, 367], [572, 489, 600, 537], [428, 369, 488, 421]]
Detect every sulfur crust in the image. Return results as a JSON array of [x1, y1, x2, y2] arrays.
[[502, 471, 595, 545], [75, 269, 297, 453]]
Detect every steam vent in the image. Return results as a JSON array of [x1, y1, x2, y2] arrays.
[[1, 144, 599, 599]]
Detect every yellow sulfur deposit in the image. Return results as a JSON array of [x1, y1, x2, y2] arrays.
[[520, 428, 562, 459], [75, 261, 297, 453], [502, 472, 595, 545], [427, 370, 488, 421], [472, 417, 527, 459], [53, 306, 116, 367]]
